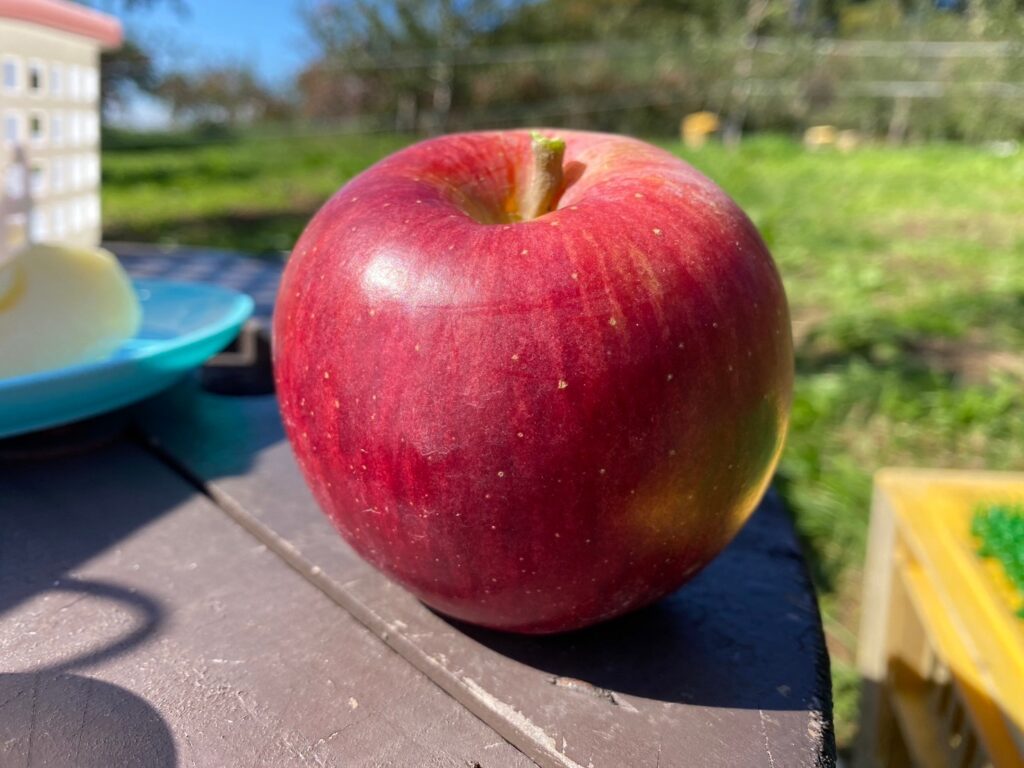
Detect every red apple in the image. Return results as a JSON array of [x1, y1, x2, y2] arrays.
[[273, 129, 793, 634]]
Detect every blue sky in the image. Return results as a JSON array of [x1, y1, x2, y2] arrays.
[[123, 1, 313, 87], [107, 1, 313, 128]]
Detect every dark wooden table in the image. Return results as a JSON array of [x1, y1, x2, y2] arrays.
[[0, 243, 836, 767]]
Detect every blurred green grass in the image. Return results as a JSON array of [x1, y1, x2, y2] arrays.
[[103, 132, 1024, 748]]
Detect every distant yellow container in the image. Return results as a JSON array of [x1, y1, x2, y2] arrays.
[[804, 125, 837, 150], [681, 111, 720, 148], [856, 469, 1024, 768]]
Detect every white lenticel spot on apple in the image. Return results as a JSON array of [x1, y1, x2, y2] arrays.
[[608, 317, 617, 326], [653, 228, 663, 236], [550, 220, 560, 226], [521, 249, 529, 255], [382, 202, 390, 208], [570, 273, 578, 280], [511, 353, 519, 361], [334, 400, 340, 409], [667, 374, 674, 381], [557, 379, 568, 390], [323, 371, 330, 379], [497, 471, 505, 478], [599, 468, 606, 475], [634, 192, 644, 198], [517, 432, 524, 438]]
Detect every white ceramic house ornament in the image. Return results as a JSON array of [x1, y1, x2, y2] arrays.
[[0, 0, 121, 258]]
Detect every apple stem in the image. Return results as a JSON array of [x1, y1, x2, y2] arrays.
[[520, 131, 565, 220]]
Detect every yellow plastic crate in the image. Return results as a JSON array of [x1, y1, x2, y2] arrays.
[[855, 469, 1024, 768]]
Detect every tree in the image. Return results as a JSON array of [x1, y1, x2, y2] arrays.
[[100, 39, 157, 120], [157, 66, 292, 126], [78, 1, 183, 120]]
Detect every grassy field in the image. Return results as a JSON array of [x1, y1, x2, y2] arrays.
[[103, 132, 1024, 748]]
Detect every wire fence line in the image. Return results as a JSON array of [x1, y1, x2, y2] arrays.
[[745, 77, 1024, 100], [752, 37, 1024, 58], [322, 37, 1024, 71], [105, 36, 1024, 144], [297, 34, 1024, 141]]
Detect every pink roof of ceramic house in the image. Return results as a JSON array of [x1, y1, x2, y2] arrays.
[[0, 0, 122, 49]]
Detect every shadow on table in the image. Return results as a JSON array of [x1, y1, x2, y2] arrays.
[[0, 428, 188, 767], [132, 377, 286, 480], [448, 492, 834, 715], [0, 672, 177, 767], [0, 430, 171, 628]]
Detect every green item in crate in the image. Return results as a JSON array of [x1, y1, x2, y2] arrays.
[[972, 502, 1024, 618]]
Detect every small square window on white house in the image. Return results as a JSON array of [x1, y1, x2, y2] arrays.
[[50, 158, 64, 193], [3, 57, 20, 92], [3, 112, 20, 144], [51, 204, 66, 238], [29, 111, 46, 144], [64, 156, 75, 189], [71, 198, 86, 232], [68, 64, 78, 100], [29, 162, 46, 197], [69, 111, 81, 145], [81, 154, 93, 188], [86, 112, 100, 144], [50, 63, 63, 97], [70, 64, 84, 101], [29, 207, 48, 243], [86, 194, 100, 226], [5, 164, 25, 200], [71, 155, 84, 189], [84, 68, 99, 101], [50, 112, 63, 146], [85, 154, 100, 185], [28, 60, 44, 94]]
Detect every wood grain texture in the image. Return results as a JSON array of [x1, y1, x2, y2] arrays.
[[135, 382, 837, 768], [0, 440, 534, 768]]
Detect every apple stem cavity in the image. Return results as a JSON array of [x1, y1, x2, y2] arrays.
[[519, 131, 566, 221]]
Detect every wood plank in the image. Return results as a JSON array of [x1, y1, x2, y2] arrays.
[[0, 439, 534, 768], [135, 381, 837, 768]]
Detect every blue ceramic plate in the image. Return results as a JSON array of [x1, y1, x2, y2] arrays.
[[0, 279, 254, 439]]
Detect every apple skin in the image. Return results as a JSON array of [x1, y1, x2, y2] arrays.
[[273, 129, 793, 634]]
